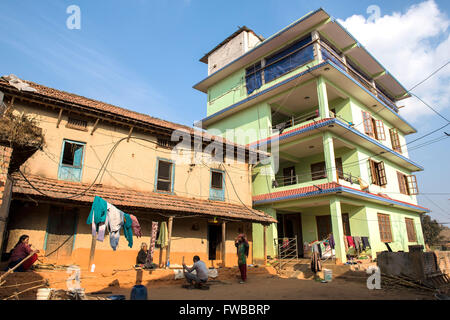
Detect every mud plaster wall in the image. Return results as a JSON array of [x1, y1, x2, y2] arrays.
[[5, 202, 254, 269]]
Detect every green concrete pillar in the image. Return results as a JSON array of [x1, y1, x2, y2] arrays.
[[323, 132, 337, 182], [252, 207, 277, 262], [317, 76, 330, 118], [330, 197, 347, 263]]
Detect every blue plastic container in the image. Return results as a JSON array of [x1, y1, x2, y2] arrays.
[[107, 295, 126, 300], [130, 285, 148, 300]]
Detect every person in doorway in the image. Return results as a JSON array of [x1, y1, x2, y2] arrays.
[[182, 256, 208, 289], [235, 233, 249, 284], [135, 242, 148, 267], [6, 235, 39, 272]]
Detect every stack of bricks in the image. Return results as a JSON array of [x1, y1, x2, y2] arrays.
[[0, 144, 13, 208]]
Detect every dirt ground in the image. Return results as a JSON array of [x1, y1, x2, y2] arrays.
[[0, 265, 434, 300]]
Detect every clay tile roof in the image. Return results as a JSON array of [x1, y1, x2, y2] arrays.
[[11, 173, 276, 224], [0, 77, 268, 157]]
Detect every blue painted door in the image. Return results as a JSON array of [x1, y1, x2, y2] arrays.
[[58, 140, 85, 182]]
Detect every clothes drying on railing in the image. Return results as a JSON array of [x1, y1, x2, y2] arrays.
[[87, 196, 140, 250], [343, 235, 371, 257], [310, 238, 334, 260]]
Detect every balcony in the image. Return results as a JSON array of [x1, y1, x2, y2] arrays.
[[318, 41, 399, 113], [273, 171, 361, 190]]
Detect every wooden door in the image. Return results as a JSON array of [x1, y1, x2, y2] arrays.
[[316, 215, 332, 241], [342, 213, 351, 236], [45, 206, 78, 262]]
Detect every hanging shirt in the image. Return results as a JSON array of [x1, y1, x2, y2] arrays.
[[107, 203, 123, 250], [87, 196, 108, 226], [157, 222, 168, 248], [87, 196, 108, 241], [122, 212, 133, 248], [346, 236, 355, 248], [361, 237, 371, 249]]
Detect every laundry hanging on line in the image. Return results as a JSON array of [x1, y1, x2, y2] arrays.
[[146, 221, 159, 265], [86, 196, 140, 250]]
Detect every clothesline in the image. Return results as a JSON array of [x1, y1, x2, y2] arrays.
[[87, 196, 143, 251]]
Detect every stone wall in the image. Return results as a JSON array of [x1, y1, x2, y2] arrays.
[[0, 144, 13, 251]]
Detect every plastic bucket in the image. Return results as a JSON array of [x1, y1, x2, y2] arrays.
[[130, 285, 148, 300], [323, 269, 332, 282], [36, 288, 51, 300]]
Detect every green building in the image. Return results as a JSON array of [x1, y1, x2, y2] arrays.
[[193, 8, 428, 264]]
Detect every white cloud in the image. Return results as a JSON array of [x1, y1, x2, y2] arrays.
[[338, 0, 450, 122]]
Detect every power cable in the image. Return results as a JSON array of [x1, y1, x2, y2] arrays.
[[407, 60, 450, 92]]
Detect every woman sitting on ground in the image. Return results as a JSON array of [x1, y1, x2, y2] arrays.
[[6, 235, 40, 272], [136, 242, 148, 266]]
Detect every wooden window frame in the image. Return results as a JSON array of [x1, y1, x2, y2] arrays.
[[377, 213, 393, 243], [374, 119, 386, 140], [397, 172, 418, 195], [369, 159, 387, 187], [405, 218, 417, 242], [389, 128, 402, 153], [155, 159, 174, 193], [406, 175, 419, 195], [397, 171, 409, 195], [362, 111, 375, 138]]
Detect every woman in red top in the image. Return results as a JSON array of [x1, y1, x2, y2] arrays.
[[7, 235, 39, 272]]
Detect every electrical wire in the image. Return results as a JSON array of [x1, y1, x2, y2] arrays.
[[407, 60, 450, 92]]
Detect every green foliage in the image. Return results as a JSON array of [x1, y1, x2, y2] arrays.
[[421, 215, 444, 246]]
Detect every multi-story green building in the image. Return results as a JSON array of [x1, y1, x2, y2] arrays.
[[194, 8, 428, 263]]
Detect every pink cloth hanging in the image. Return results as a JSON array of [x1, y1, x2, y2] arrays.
[[129, 214, 142, 238], [346, 236, 355, 248]]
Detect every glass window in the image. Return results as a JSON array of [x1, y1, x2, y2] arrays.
[[377, 213, 392, 242], [157, 160, 173, 192], [211, 171, 223, 189]]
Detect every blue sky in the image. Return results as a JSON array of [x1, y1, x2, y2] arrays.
[[0, 0, 449, 224]]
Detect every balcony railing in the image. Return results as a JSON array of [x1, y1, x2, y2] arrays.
[[319, 41, 399, 113], [272, 171, 361, 189], [272, 110, 342, 133]]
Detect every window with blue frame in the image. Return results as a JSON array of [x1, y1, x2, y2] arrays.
[[58, 139, 85, 182], [264, 35, 314, 84], [209, 170, 225, 201], [245, 62, 262, 94], [156, 159, 174, 192]]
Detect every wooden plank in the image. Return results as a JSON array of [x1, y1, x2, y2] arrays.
[[0, 252, 36, 283], [127, 126, 134, 142], [222, 222, 226, 267], [56, 108, 63, 128], [90, 118, 100, 135], [165, 216, 174, 269], [88, 234, 96, 270]]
